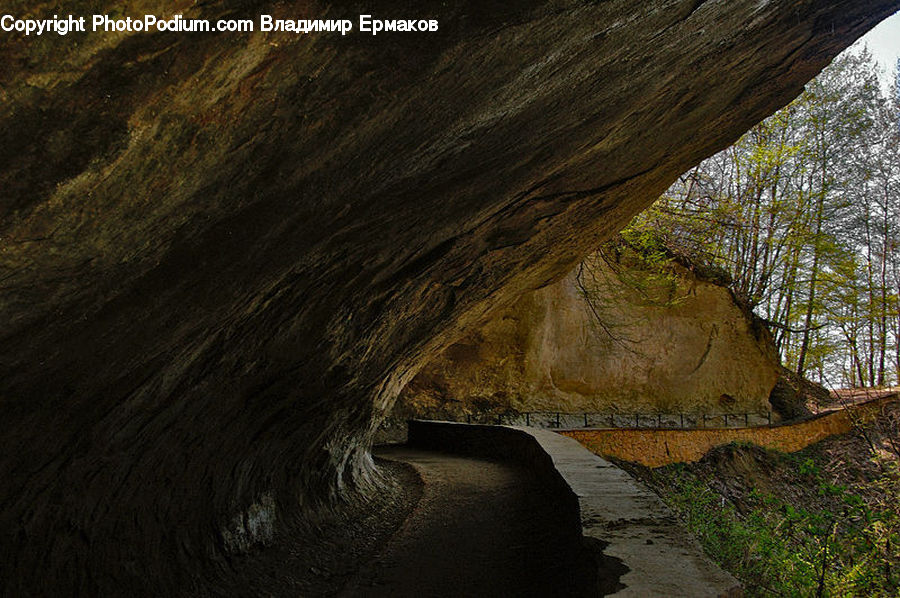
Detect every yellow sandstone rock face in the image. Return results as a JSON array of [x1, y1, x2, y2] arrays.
[[401, 250, 780, 416]]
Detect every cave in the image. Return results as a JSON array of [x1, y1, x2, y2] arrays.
[[1, 0, 898, 594]]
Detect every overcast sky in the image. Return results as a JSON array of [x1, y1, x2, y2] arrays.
[[857, 10, 900, 91]]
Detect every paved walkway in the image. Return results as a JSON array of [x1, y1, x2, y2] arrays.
[[403, 421, 743, 597], [339, 446, 593, 597], [529, 427, 741, 596]]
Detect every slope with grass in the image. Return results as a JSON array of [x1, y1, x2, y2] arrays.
[[619, 402, 900, 596]]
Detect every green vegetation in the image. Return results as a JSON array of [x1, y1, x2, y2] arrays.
[[624, 49, 900, 388], [573, 230, 697, 351], [624, 422, 900, 596], [611, 49, 900, 594]]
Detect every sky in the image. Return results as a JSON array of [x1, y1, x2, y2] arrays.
[[856, 10, 900, 91]]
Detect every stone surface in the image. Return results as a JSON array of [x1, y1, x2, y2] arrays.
[[398, 247, 780, 418], [343, 445, 594, 597], [1, 0, 897, 593], [407, 420, 742, 596]]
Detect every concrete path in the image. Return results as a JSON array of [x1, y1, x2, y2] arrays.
[[339, 446, 592, 597], [526, 427, 742, 597], [404, 421, 743, 597]]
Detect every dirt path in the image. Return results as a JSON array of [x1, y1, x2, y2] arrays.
[[340, 445, 591, 597]]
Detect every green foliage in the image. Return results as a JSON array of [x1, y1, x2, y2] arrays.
[[648, 446, 900, 596], [574, 232, 692, 350], [615, 230, 685, 302], [618, 226, 670, 270], [798, 458, 821, 478], [624, 48, 900, 387]]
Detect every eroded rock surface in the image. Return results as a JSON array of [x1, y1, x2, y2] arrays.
[[398, 246, 780, 418], [1, 0, 896, 593]]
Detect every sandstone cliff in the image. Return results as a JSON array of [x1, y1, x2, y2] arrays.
[[1, 0, 897, 593], [398, 244, 780, 418]]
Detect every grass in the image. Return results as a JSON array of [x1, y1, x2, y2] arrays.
[[623, 440, 900, 596]]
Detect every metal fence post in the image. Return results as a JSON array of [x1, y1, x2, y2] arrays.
[[556, 412, 560, 428], [744, 413, 749, 427], [584, 413, 588, 427], [635, 413, 640, 428], [680, 413, 684, 428], [526, 412, 530, 427], [610, 413, 614, 428]]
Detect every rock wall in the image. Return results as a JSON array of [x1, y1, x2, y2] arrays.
[[398, 247, 780, 418], [1, 0, 897, 593]]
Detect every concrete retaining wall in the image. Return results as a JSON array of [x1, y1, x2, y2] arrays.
[[408, 420, 583, 538], [560, 396, 896, 468], [407, 420, 741, 597]]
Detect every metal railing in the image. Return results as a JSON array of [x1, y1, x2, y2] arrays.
[[461, 410, 774, 430]]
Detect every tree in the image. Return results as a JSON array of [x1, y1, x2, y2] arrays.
[[623, 49, 899, 387]]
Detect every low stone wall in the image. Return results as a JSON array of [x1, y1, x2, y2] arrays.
[[407, 420, 741, 597], [407, 420, 583, 536], [561, 396, 896, 468]]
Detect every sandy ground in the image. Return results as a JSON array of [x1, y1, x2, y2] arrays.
[[339, 445, 592, 597]]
